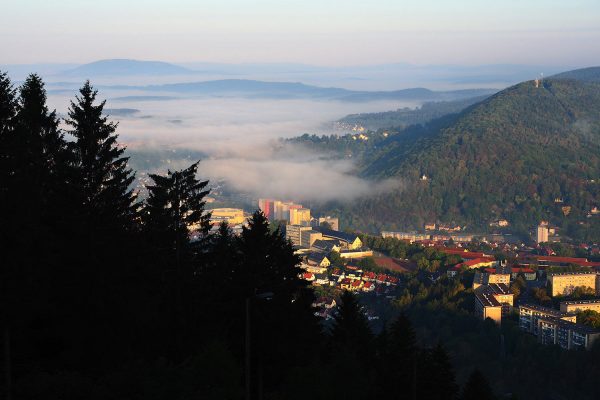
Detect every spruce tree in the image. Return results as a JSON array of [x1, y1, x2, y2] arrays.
[[420, 342, 459, 400], [0, 70, 17, 400], [462, 369, 496, 400], [331, 291, 373, 350], [66, 80, 137, 251], [143, 161, 211, 360], [143, 161, 211, 271], [1, 74, 68, 399], [380, 313, 418, 398], [234, 211, 321, 395]]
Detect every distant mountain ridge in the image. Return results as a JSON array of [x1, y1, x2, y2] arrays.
[[62, 59, 193, 76], [113, 79, 497, 102]]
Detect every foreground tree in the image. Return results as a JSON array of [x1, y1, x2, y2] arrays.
[[420, 343, 459, 400], [143, 161, 211, 267], [379, 313, 418, 398], [462, 369, 496, 400], [66, 80, 137, 253], [142, 161, 211, 359]]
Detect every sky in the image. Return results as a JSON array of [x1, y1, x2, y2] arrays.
[[2, 0, 600, 66]]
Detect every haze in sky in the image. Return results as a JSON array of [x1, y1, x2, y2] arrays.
[[2, 0, 600, 66]]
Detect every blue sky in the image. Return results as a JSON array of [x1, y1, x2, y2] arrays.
[[2, 0, 600, 65]]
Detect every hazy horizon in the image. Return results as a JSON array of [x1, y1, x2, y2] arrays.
[[2, 0, 600, 66]]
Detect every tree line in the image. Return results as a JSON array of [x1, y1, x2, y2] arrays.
[[0, 72, 494, 399]]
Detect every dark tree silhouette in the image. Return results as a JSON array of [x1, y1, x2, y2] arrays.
[[420, 342, 459, 400], [66, 80, 137, 252], [144, 161, 211, 266], [379, 313, 418, 398], [142, 161, 211, 360], [462, 369, 496, 400], [330, 291, 373, 352]]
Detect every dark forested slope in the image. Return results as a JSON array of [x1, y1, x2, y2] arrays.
[[333, 74, 600, 238]]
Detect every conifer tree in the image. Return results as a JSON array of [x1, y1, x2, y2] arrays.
[[462, 369, 496, 400], [0, 70, 17, 400], [143, 161, 211, 270], [234, 211, 321, 395], [1, 74, 68, 400], [142, 161, 211, 360], [331, 291, 373, 350], [66, 81, 137, 250], [0, 71, 16, 136], [380, 313, 418, 398], [420, 343, 459, 400]]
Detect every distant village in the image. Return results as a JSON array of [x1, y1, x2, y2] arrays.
[[207, 200, 600, 352]]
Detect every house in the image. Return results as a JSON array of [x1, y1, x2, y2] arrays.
[[386, 276, 399, 286], [340, 278, 353, 290], [362, 271, 376, 281], [302, 272, 315, 282], [307, 253, 331, 270], [314, 273, 330, 286], [362, 281, 375, 292], [350, 279, 363, 291]]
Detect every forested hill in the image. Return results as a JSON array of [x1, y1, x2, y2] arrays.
[[333, 72, 600, 240]]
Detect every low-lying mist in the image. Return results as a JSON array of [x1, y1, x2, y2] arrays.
[[49, 93, 412, 204]]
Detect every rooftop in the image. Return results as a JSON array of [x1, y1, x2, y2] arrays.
[[315, 227, 359, 243], [475, 288, 502, 307], [560, 299, 600, 306], [487, 283, 511, 296], [548, 271, 596, 276], [520, 303, 576, 318]]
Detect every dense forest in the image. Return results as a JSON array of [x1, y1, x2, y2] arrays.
[[295, 68, 600, 240], [1, 72, 508, 399]]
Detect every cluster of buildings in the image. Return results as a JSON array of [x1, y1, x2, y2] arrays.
[[470, 265, 515, 325], [258, 198, 339, 229], [285, 225, 372, 259], [519, 301, 600, 350]]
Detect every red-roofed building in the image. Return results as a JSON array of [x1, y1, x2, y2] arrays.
[[362, 281, 375, 292], [438, 248, 491, 259], [302, 272, 315, 281], [520, 254, 599, 268], [340, 277, 352, 290], [386, 276, 399, 285], [362, 271, 376, 281], [350, 280, 363, 291]]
